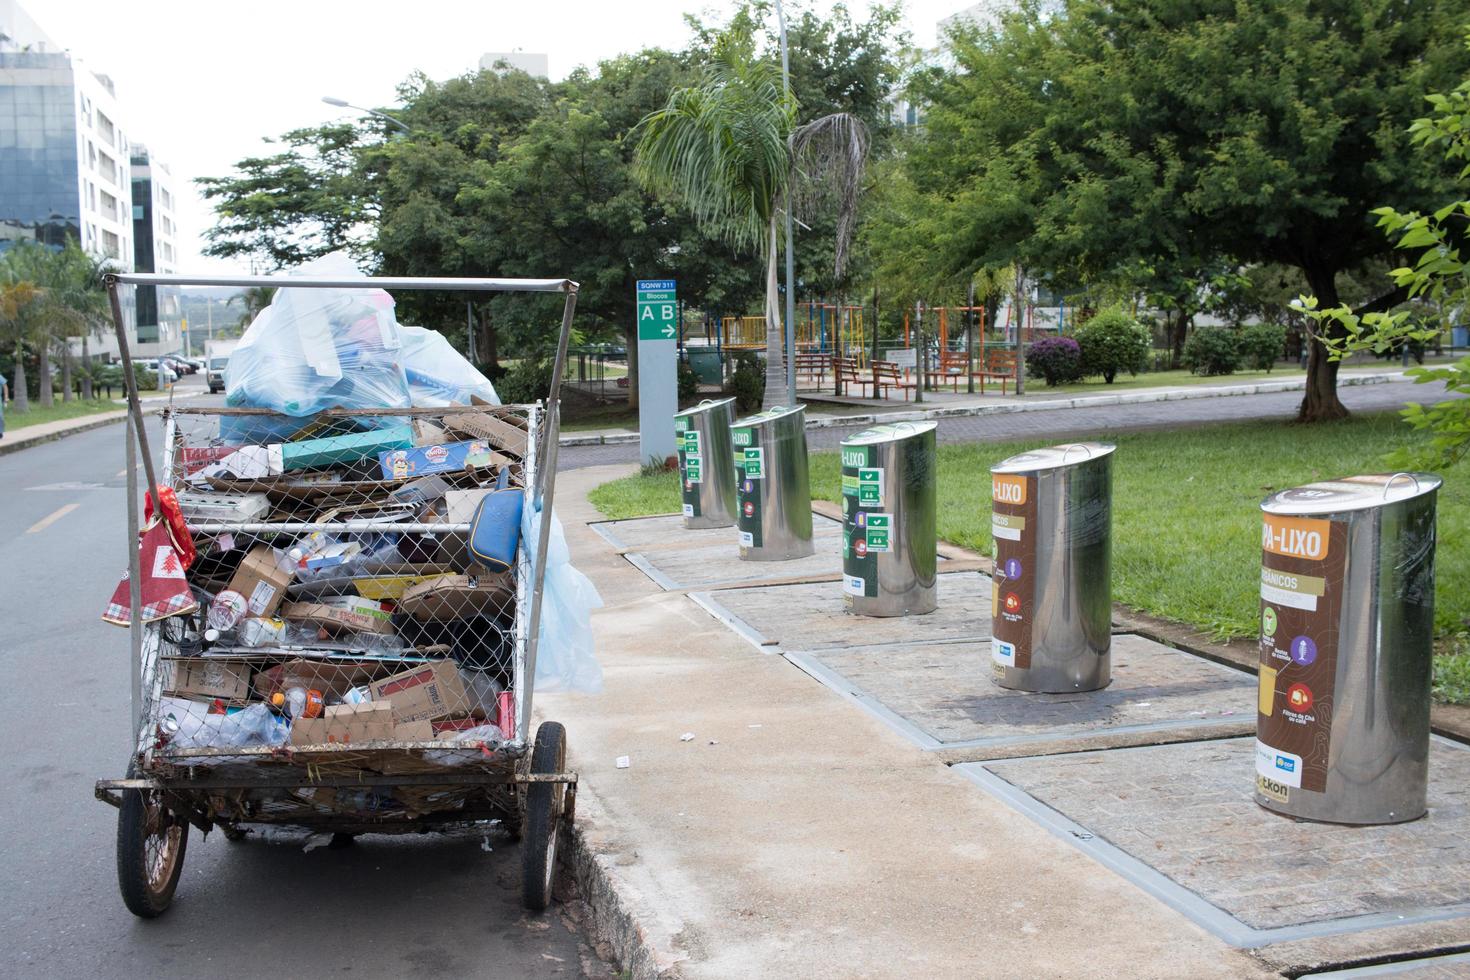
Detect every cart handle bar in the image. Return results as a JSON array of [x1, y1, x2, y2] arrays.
[[105, 272, 577, 293], [96, 771, 578, 803]]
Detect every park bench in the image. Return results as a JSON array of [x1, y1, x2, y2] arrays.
[[977, 350, 1016, 395], [872, 360, 917, 401], [938, 350, 973, 392], [795, 351, 828, 386], [834, 356, 872, 397]]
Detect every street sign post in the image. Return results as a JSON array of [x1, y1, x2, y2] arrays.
[[636, 279, 678, 465]]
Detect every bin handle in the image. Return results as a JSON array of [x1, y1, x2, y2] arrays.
[[1059, 443, 1094, 464], [1382, 472, 1420, 498]]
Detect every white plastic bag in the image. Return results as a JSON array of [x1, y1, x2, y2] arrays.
[[522, 504, 604, 693], [224, 253, 411, 422], [399, 325, 500, 406]]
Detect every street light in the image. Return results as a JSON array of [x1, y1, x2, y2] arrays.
[[320, 95, 409, 132]]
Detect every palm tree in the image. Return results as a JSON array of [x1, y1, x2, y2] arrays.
[[4, 242, 94, 408], [637, 27, 868, 410], [228, 286, 276, 328]]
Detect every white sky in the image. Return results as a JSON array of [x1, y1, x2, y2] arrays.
[[28, 0, 960, 275]]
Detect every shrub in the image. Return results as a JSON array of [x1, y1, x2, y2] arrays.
[[1239, 323, 1288, 371], [730, 352, 765, 413], [1075, 309, 1151, 383], [1182, 327, 1243, 376], [1024, 336, 1083, 386], [496, 358, 551, 404], [677, 359, 700, 401]]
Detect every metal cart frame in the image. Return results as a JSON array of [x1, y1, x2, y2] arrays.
[[93, 271, 581, 915]]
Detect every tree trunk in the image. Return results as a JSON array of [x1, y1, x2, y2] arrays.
[[626, 327, 639, 412], [1012, 268, 1027, 396], [481, 308, 499, 373], [12, 343, 29, 414], [1169, 309, 1190, 368], [1297, 268, 1349, 422], [761, 219, 785, 411], [80, 333, 93, 400], [36, 343, 53, 408], [60, 341, 72, 402]]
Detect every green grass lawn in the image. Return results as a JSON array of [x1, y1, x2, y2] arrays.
[[1016, 359, 1422, 398], [588, 412, 1467, 642], [4, 398, 121, 430]]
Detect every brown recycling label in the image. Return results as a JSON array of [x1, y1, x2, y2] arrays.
[[1256, 515, 1347, 796], [991, 473, 1037, 670]]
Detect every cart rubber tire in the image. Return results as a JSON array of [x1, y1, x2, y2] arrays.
[[521, 721, 566, 912], [221, 825, 248, 842], [117, 784, 189, 918]]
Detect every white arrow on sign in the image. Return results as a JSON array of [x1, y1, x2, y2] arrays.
[[662, 325, 676, 338]]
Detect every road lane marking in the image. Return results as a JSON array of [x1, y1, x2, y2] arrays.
[[27, 503, 80, 533]]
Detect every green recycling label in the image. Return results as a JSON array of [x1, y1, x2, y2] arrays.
[[743, 447, 765, 479], [678, 437, 702, 518], [858, 467, 883, 507], [841, 444, 880, 597], [684, 453, 703, 483]]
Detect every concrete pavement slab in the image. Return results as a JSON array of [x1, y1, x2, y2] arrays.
[[959, 739, 1470, 953], [540, 464, 1273, 979]]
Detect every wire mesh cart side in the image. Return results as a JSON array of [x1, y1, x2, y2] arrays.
[[93, 272, 581, 916]]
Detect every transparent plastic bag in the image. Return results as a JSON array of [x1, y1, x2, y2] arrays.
[[399, 325, 500, 407], [224, 253, 411, 423], [167, 702, 289, 750], [523, 505, 604, 693]]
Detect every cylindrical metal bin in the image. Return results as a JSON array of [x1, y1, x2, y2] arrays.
[[675, 398, 739, 529], [732, 405, 814, 561], [840, 421, 938, 617], [990, 442, 1114, 693], [1255, 473, 1440, 825]]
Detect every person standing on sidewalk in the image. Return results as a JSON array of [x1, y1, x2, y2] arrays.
[[0, 372, 8, 439]]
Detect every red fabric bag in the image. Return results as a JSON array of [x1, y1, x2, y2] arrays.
[[102, 520, 200, 626]]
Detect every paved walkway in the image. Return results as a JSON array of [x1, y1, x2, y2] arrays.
[[559, 378, 1455, 469]]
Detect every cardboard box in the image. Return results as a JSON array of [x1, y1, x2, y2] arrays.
[[442, 411, 528, 456], [291, 702, 395, 746], [369, 660, 469, 723], [413, 419, 450, 445], [279, 425, 413, 472], [163, 661, 247, 702], [434, 488, 491, 568], [378, 440, 498, 480], [399, 570, 514, 621], [164, 659, 253, 700], [281, 596, 395, 635], [224, 544, 293, 618]]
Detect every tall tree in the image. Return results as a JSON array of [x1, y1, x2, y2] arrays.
[[896, 0, 1468, 420]]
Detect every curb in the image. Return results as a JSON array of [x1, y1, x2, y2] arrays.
[[564, 785, 689, 979], [0, 409, 134, 457], [557, 372, 1405, 445]]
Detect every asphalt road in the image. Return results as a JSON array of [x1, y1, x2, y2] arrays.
[[559, 376, 1457, 468], [0, 417, 605, 979]]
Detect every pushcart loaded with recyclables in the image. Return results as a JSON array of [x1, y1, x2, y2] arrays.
[[94, 270, 581, 916]]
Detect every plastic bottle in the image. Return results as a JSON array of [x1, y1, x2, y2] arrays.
[[207, 590, 249, 631]]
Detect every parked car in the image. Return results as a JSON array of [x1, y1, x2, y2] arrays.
[[139, 359, 179, 384], [163, 356, 195, 375]]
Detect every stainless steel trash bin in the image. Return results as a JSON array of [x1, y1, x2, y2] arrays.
[[1255, 473, 1441, 825], [990, 442, 1114, 693], [732, 405, 814, 561], [675, 398, 739, 529], [841, 421, 938, 617]]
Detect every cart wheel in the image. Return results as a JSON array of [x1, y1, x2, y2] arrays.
[[521, 721, 566, 912], [221, 825, 248, 842], [117, 783, 189, 918]]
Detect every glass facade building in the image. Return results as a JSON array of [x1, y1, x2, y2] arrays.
[[0, 50, 81, 253]]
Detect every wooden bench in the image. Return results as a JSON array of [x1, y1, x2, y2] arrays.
[[977, 350, 1016, 395], [834, 356, 871, 397], [938, 350, 972, 392], [795, 351, 829, 386], [872, 360, 917, 401]]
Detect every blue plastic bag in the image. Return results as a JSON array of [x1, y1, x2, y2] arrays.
[[522, 503, 604, 693]]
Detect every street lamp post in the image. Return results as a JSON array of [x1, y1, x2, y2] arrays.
[[321, 96, 409, 133], [775, 0, 797, 406]]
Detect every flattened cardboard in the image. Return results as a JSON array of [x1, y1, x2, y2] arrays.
[[282, 596, 395, 634], [398, 570, 514, 621], [442, 411, 528, 456]]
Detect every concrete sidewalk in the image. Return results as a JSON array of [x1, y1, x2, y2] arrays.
[[536, 464, 1274, 980]]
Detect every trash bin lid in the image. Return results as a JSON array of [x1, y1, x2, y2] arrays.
[[990, 441, 1116, 474], [1262, 473, 1442, 516], [841, 419, 938, 446], [732, 404, 806, 429], [675, 396, 736, 420]]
